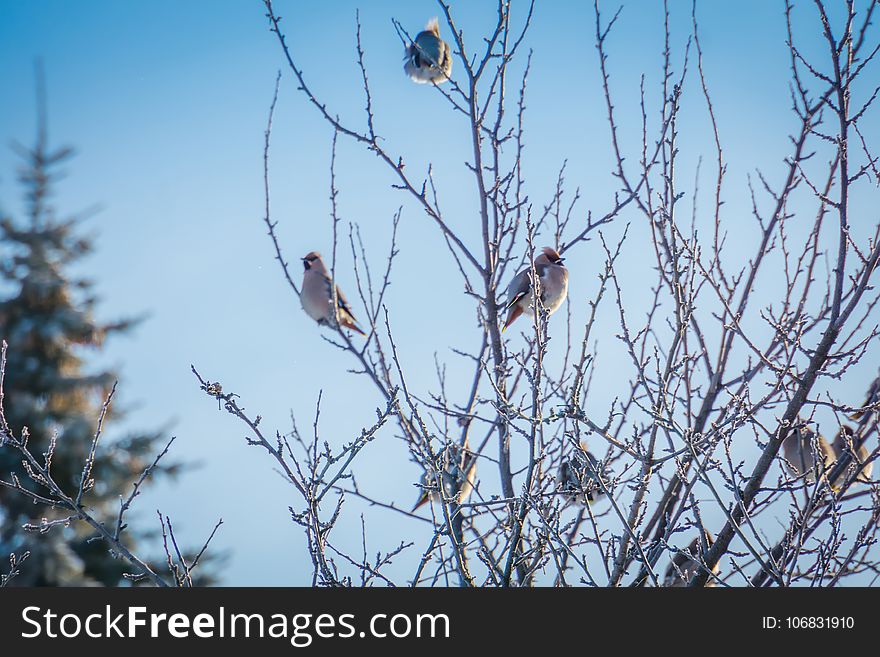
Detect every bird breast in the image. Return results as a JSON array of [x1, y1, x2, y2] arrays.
[[301, 273, 332, 323], [539, 266, 569, 314]]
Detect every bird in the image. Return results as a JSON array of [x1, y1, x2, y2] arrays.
[[413, 443, 477, 512], [403, 18, 453, 84], [663, 531, 718, 587], [502, 247, 569, 331], [557, 444, 606, 507], [300, 251, 366, 336], [781, 425, 836, 485], [831, 425, 873, 486]]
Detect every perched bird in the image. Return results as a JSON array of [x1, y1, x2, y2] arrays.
[[502, 247, 569, 331], [781, 425, 836, 485], [413, 444, 477, 512], [300, 251, 366, 336], [557, 446, 606, 507], [403, 18, 453, 84], [663, 531, 718, 587], [831, 425, 873, 486]]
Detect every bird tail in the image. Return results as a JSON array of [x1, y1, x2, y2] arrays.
[[340, 315, 366, 336], [411, 492, 429, 512], [501, 305, 523, 332], [425, 17, 440, 34]]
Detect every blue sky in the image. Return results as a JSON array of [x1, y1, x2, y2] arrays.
[[1, 1, 877, 585]]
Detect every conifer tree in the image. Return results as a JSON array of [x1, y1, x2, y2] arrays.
[[0, 82, 177, 585]]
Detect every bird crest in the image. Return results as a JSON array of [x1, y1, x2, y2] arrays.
[[425, 17, 441, 35]]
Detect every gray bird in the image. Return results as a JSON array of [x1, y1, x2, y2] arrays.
[[300, 251, 365, 335], [557, 447, 606, 507], [831, 425, 873, 486], [413, 443, 477, 512], [502, 247, 569, 331], [404, 18, 453, 84], [781, 425, 835, 485], [663, 531, 718, 587]]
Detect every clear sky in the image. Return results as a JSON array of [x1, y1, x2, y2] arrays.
[[1, 1, 877, 585]]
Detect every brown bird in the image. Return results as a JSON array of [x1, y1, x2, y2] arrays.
[[502, 247, 569, 331], [413, 443, 477, 512], [831, 425, 873, 486], [557, 445, 606, 507], [781, 425, 836, 485], [300, 251, 365, 336], [664, 531, 718, 587]]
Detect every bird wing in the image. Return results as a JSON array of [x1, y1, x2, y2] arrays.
[[504, 268, 532, 309], [333, 283, 356, 316], [405, 43, 420, 67], [333, 283, 366, 335]]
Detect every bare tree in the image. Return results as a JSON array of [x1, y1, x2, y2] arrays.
[[183, 0, 880, 587], [5, 0, 871, 589], [0, 341, 222, 586]]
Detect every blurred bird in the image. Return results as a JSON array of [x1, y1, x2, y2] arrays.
[[502, 247, 569, 331], [663, 531, 718, 587], [831, 425, 873, 486], [557, 444, 606, 507], [404, 17, 453, 84], [300, 251, 366, 336], [781, 425, 835, 485], [413, 443, 477, 512]]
